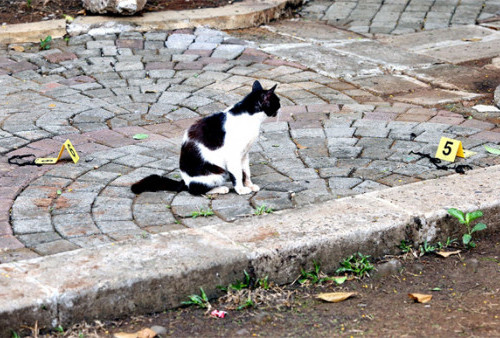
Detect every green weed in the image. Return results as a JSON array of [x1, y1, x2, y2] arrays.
[[237, 296, 255, 310], [398, 240, 413, 253], [190, 208, 214, 218], [182, 287, 209, 309], [40, 36, 52, 50], [448, 208, 487, 248], [254, 204, 273, 215], [229, 270, 251, 291], [298, 261, 340, 285], [336, 253, 374, 278], [258, 276, 270, 290]]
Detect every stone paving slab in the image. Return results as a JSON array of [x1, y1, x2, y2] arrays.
[[377, 25, 500, 64], [301, 0, 500, 35]]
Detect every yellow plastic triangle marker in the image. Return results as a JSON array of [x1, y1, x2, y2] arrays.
[[35, 139, 79, 165], [63, 139, 80, 163], [435, 137, 468, 162]]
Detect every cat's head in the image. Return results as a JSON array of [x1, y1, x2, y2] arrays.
[[251, 81, 281, 117]]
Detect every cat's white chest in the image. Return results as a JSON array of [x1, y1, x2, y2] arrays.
[[224, 112, 265, 152]]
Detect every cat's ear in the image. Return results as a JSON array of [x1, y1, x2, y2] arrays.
[[263, 84, 277, 99], [252, 80, 263, 92]]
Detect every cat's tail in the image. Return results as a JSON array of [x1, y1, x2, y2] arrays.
[[131, 174, 187, 194]]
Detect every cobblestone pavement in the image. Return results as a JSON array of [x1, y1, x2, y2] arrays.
[[1, 9, 500, 263], [301, 0, 500, 35]]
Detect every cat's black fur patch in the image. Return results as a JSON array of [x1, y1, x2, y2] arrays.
[[180, 141, 225, 177], [131, 174, 186, 194], [187, 112, 226, 150]]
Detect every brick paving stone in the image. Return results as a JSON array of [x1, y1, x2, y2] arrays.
[[44, 52, 77, 63], [0, 235, 24, 250], [251, 190, 293, 211], [33, 239, 80, 255], [211, 195, 254, 222], [470, 131, 500, 143], [171, 193, 210, 218], [116, 39, 144, 49]]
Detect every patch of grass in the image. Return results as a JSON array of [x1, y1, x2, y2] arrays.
[[190, 208, 214, 218], [398, 240, 413, 253], [298, 261, 341, 285], [40, 36, 52, 50], [448, 208, 487, 249], [254, 204, 273, 215], [419, 240, 437, 255], [228, 270, 251, 291], [237, 296, 255, 310], [182, 287, 210, 309], [258, 276, 270, 290], [336, 253, 374, 278]]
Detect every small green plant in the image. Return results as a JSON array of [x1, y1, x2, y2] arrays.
[[26, 0, 32, 8], [190, 208, 214, 218], [257, 276, 270, 290], [419, 240, 437, 255], [445, 237, 457, 247], [55, 325, 64, 333], [39, 35, 52, 50], [11, 331, 20, 338], [228, 270, 251, 291], [336, 253, 374, 278], [398, 240, 413, 253], [254, 204, 273, 215], [448, 208, 487, 248], [182, 287, 209, 309], [298, 261, 335, 284], [219, 271, 270, 292], [237, 295, 255, 310]]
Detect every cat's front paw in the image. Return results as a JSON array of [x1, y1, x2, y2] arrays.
[[249, 184, 260, 192], [235, 186, 253, 195]]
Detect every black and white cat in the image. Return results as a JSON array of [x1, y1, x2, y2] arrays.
[[131, 80, 280, 195]]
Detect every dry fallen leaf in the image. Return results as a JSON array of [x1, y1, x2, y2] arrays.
[[408, 293, 432, 303], [114, 328, 156, 338], [436, 250, 461, 258], [461, 38, 482, 42], [292, 139, 308, 149], [316, 292, 357, 303], [10, 45, 25, 52]]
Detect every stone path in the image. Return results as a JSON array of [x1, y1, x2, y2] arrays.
[[301, 0, 500, 35], [1, 8, 500, 263]]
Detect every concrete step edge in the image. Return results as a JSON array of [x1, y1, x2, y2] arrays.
[[1, 164, 499, 334]]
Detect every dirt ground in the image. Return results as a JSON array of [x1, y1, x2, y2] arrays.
[[0, 0, 235, 25], [14, 230, 500, 337]]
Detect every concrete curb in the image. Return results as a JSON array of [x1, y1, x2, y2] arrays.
[[0, 0, 301, 44], [0, 20, 67, 44], [1, 164, 499, 333]]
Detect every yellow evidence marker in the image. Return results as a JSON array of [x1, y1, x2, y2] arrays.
[[35, 139, 80, 165], [435, 137, 475, 162]]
